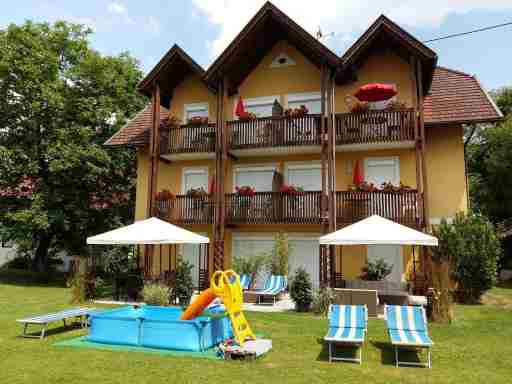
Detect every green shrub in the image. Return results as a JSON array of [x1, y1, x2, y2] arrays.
[[360, 258, 393, 281], [290, 267, 313, 312], [312, 288, 335, 316], [67, 272, 103, 303], [232, 252, 268, 288], [142, 283, 170, 306], [269, 232, 291, 276], [174, 259, 194, 306], [433, 212, 501, 304]]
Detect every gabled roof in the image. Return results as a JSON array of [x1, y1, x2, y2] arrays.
[[424, 67, 503, 125], [104, 104, 168, 146], [204, 1, 340, 93], [340, 15, 438, 94], [138, 44, 206, 106]]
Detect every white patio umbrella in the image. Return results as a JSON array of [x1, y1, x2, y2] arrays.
[[86, 217, 209, 245], [319, 215, 438, 246]]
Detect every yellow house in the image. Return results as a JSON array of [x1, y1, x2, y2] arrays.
[[106, 2, 502, 291]]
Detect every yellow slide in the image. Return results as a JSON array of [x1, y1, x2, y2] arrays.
[[210, 270, 256, 346]]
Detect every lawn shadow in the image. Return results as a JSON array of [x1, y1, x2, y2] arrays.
[[0, 269, 67, 288], [315, 337, 360, 363], [371, 341, 424, 367], [15, 322, 84, 340]]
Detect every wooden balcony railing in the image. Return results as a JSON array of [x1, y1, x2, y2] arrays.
[[336, 190, 421, 228], [335, 109, 416, 145], [225, 191, 322, 225], [154, 195, 214, 224], [227, 114, 322, 150], [167, 123, 216, 154]]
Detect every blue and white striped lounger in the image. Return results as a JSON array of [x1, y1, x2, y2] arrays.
[[253, 275, 287, 304], [385, 305, 433, 368], [17, 307, 96, 340], [324, 305, 367, 364], [239, 274, 252, 290]]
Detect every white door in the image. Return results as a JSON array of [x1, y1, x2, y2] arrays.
[[234, 166, 275, 192], [286, 164, 321, 191], [182, 168, 208, 193], [367, 245, 403, 283], [289, 239, 320, 288]]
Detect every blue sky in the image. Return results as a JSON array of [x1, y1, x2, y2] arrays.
[[1, 1, 512, 90]]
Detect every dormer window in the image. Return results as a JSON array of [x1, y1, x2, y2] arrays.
[[270, 53, 296, 68]]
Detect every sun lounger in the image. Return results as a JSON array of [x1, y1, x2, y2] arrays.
[[253, 275, 287, 304], [385, 305, 433, 368], [17, 307, 96, 339], [239, 274, 252, 290], [324, 304, 367, 364]]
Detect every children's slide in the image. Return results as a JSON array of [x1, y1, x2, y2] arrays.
[[180, 270, 256, 346]]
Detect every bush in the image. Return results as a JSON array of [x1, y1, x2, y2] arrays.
[[232, 252, 269, 286], [142, 283, 170, 306], [174, 259, 194, 306], [433, 212, 501, 304], [360, 258, 393, 281], [269, 232, 290, 276], [67, 272, 104, 304], [290, 267, 313, 312], [312, 288, 335, 317]]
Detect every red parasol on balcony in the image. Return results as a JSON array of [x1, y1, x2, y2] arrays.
[[208, 175, 215, 195], [354, 83, 397, 102], [235, 96, 246, 117], [353, 160, 364, 185]]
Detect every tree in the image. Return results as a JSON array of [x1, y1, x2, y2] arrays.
[[0, 21, 145, 272], [490, 87, 512, 118]]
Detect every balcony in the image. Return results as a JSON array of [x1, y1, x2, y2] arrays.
[[226, 114, 322, 156], [155, 195, 214, 225], [335, 108, 416, 150], [225, 191, 322, 225], [336, 190, 422, 229], [162, 123, 216, 160]]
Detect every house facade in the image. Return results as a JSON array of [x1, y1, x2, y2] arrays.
[[106, 3, 502, 290]]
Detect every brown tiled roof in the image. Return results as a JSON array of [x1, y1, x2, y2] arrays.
[[104, 105, 168, 146], [424, 66, 503, 125]]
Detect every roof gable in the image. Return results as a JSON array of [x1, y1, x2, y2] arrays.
[[204, 1, 339, 94]]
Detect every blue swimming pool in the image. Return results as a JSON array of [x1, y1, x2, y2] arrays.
[[87, 306, 232, 352]]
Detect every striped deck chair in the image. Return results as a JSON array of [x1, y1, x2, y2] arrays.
[[239, 274, 252, 290], [385, 305, 433, 368], [324, 305, 367, 364], [254, 275, 287, 304]]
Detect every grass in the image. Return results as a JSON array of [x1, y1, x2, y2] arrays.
[[1, 275, 512, 384]]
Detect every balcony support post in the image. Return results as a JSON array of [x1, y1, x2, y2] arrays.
[[327, 70, 337, 287], [213, 77, 227, 271]]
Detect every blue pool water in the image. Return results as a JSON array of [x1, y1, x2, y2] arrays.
[[87, 306, 232, 352]]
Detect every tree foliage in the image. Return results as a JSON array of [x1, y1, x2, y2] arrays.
[[432, 212, 500, 304], [290, 267, 313, 312], [0, 21, 145, 271], [490, 87, 512, 118]]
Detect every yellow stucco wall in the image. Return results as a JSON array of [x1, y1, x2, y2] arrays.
[[425, 124, 468, 221]]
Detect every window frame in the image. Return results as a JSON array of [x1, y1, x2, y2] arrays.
[[232, 164, 277, 192], [183, 102, 209, 123], [181, 167, 209, 194], [234, 96, 280, 119], [286, 92, 321, 114], [363, 156, 400, 185]]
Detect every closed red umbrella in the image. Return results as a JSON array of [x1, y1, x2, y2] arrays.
[[355, 83, 397, 102], [353, 160, 364, 185], [235, 96, 246, 117]]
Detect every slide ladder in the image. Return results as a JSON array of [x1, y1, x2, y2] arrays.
[[210, 270, 256, 346]]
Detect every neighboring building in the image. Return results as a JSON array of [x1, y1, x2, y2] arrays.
[[105, 2, 502, 290]]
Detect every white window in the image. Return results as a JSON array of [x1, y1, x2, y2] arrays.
[[182, 167, 209, 194], [285, 162, 321, 191], [288, 237, 320, 288], [184, 102, 209, 122], [364, 157, 400, 186], [233, 165, 276, 192], [287, 92, 321, 114], [238, 96, 280, 118]]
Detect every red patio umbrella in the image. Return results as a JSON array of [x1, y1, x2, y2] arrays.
[[353, 160, 364, 185], [235, 96, 246, 118], [208, 175, 215, 195], [355, 83, 397, 102]]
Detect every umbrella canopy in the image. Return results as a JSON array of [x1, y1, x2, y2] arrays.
[[235, 96, 246, 117], [355, 83, 397, 102], [319, 215, 438, 246], [87, 217, 210, 245], [353, 159, 364, 185]]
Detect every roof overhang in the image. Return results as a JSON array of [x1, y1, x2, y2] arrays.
[[137, 45, 207, 106], [204, 1, 340, 94], [339, 15, 438, 95]]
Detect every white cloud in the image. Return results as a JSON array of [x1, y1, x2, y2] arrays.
[[107, 2, 127, 15], [144, 16, 161, 35], [192, 0, 512, 60]]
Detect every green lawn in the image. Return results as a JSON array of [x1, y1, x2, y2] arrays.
[[1, 275, 511, 384]]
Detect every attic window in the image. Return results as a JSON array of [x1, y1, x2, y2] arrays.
[[270, 53, 296, 68]]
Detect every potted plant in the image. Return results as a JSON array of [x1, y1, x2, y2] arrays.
[[186, 187, 208, 199], [166, 115, 181, 129], [360, 258, 393, 281], [385, 99, 408, 111], [280, 184, 304, 210], [284, 105, 309, 118], [187, 116, 209, 125], [235, 185, 256, 209], [290, 267, 313, 312]]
